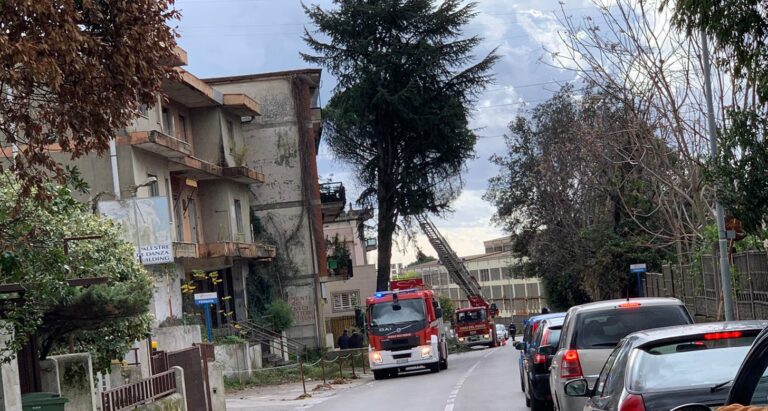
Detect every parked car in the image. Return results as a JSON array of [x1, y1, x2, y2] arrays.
[[496, 323, 509, 342], [549, 298, 694, 411], [561, 321, 768, 411], [672, 322, 768, 411], [515, 312, 567, 392], [522, 316, 564, 411]]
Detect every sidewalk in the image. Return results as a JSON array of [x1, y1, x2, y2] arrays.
[[226, 373, 374, 410]]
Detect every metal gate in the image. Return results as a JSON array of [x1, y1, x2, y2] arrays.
[[151, 350, 169, 374], [167, 346, 211, 411]]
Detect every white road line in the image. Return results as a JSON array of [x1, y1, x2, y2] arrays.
[[444, 404, 454, 411], [443, 354, 485, 410]]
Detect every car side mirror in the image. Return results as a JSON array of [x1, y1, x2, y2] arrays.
[[538, 345, 555, 356], [670, 405, 711, 411], [564, 378, 590, 397]]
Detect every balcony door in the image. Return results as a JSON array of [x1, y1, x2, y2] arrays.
[[188, 199, 199, 243]]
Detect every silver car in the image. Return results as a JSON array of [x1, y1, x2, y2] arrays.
[[548, 298, 693, 411]]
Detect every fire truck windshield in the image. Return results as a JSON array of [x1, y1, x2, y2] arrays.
[[456, 309, 486, 323], [370, 299, 426, 326]]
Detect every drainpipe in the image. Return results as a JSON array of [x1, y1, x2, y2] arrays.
[[109, 139, 121, 200]]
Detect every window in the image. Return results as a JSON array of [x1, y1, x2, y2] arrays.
[[490, 268, 501, 281], [332, 291, 359, 313], [161, 107, 173, 134], [178, 114, 188, 142], [139, 104, 149, 117], [147, 174, 159, 197], [479, 269, 490, 282], [234, 199, 244, 240]]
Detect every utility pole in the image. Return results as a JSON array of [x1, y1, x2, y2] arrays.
[[701, 27, 734, 321]]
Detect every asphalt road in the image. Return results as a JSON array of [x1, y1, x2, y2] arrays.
[[291, 341, 530, 411]]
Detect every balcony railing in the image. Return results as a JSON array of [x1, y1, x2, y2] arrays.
[[101, 370, 177, 411], [120, 131, 192, 159], [222, 166, 265, 184], [320, 182, 346, 221], [200, 242, 276, 260], [172, 242, 199, 259], [319, 182, 346, 205], [365, 238, 378, 252]]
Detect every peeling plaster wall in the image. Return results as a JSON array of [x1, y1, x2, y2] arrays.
[[210, 76, 324, 347]]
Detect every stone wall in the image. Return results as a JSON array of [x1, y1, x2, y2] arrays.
[[153, 325, 202, 353], [41, 353, 98, 411]]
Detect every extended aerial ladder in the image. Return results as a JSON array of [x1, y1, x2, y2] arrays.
[[415, 214, 498, 316]]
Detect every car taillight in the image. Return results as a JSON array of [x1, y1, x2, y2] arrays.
[[560, 350, 583, 378], [704, 331, 743, 340], [618, 394, 645, 411], [533, 354, 547, 364]]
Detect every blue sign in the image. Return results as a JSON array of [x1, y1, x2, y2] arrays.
[[630, 263, 647, 273], [194, 292, 218, 306]]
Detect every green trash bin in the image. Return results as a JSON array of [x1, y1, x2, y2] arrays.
[[21, 392, 69, 411]]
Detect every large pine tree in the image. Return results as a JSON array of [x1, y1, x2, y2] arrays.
[[302, 0, 497, 291]]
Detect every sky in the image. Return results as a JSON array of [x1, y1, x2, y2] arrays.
[[173, 0, 598, 264]]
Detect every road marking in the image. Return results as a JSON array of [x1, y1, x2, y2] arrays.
[[443, 356, 483, 411]]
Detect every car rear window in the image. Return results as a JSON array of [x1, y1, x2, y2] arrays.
[[574, 305, 691, 349], [629, 334, 756, 392], [543, 327, 561, 346]]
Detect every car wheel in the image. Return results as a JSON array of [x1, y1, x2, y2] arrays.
[[440, 357, 448, 370]]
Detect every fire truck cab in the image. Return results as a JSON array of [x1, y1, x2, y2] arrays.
[[366, 279, 448, 380]]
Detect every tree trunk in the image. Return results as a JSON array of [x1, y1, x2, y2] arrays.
[[376, 196, 397, 292]]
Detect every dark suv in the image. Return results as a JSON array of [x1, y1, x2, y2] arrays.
[[516, 313, 566, 393], [523, 316, 564, 410]]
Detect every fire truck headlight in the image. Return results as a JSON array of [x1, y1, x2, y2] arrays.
[[483, 334, 490, 339], [458, 337, 464, 342], [370, 351, 383, 364], [420, 345, 432, 359]]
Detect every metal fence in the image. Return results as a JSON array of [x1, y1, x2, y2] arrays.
[[643, 251, 768, 321], [101, 369, 177, 411]]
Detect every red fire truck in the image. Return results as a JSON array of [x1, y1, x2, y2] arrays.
[[454, 296, 499, 348], [416, 215, 499, 348], [366, 277, 448, 380]]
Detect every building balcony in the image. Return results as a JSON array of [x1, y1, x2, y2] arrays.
[[320, 182, 346, 221], [223, 93, 262, 117], [120, 131, 192, 159], [199, 241, 276, 260], [222, 166, 265, 184], [168, 156, 223, 181], [173, 242, 199, 259], [365, 238, 378, 252]]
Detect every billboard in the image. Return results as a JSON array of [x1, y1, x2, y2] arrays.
[[98, 197, 173, 265]]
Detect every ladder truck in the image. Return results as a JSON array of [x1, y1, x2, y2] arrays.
[[416, 214, 500, 348]]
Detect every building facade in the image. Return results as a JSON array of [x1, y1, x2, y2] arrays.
[[410, 238, 545, 318], [64, 50, 276, 332], [321, 209, 377, 343], [204, 70, 335, 348]]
